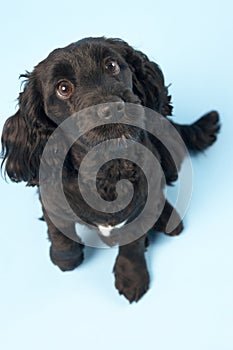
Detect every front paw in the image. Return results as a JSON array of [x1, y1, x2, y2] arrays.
[[113, 255, 149, 303], [50, 244, 84, 271]]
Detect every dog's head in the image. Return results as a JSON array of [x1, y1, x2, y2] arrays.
[[1, 37, 171, 183]]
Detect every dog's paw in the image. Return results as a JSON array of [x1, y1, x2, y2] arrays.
[[113, 255, 149, 303], [193, 111, 220, 150], [50, 244, 84, 271]]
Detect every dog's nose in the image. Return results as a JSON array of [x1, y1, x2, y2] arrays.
[[97, 102, 125, 119]]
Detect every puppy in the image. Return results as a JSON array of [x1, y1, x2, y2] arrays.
[[1, 37, 220, 302]]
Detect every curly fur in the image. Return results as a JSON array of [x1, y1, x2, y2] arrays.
[[1, 37, 220, 302]]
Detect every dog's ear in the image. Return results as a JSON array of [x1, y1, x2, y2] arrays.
[[1, 71, 53, 184], [107, 38, 173, 116]]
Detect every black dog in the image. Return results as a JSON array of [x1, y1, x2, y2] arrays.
[[1, 37, 220, 302]]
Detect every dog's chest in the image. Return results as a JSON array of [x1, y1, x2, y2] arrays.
[[64, 156, 148, 228], [95, 159, 142, 201], [98, 220, 127, 236]]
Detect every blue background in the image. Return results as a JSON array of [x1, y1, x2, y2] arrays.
[[1, 1, 233, 349]]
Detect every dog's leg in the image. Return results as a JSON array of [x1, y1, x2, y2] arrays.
[[153, 199, 184, 236], [113, 235, 149, 303], [42, 211, 84, 272], [171, 111, 220, 152]]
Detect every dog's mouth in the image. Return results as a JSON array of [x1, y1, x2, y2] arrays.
[[71, 100, 146, 149], [77, 124, 143, 149]]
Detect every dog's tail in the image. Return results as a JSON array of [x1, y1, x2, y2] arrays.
[[171, 111, 220, 152]]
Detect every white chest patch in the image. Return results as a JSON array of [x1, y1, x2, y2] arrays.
[[98, 220, 127, 237]]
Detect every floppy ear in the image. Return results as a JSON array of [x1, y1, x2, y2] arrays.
[[106, 38, 173, 116], [1, 72, 54, 184]]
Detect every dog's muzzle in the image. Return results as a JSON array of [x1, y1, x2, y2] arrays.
[[96, 101, 125, 120]]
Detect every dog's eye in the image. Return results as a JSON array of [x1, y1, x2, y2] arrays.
[[105, 60, 120, 75], [56, 80, 74, 99]]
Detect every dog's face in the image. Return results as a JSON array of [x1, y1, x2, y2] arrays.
[[42, 40, 136, 115], [36, 38, 144, 147]]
